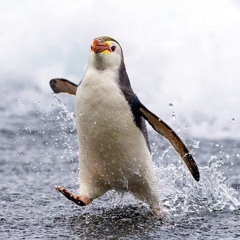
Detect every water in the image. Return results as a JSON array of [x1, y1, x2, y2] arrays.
[[1, 95, 240, 239]]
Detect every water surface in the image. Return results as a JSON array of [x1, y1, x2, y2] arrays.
[[1, 106, 240, 239]]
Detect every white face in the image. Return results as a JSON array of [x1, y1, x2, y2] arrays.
[[88, 37, 123, 71]]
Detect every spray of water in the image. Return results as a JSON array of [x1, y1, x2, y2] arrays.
[[49, 95, 79, 190], [52, 97, 240, 217], [152, 136, 240, 216]]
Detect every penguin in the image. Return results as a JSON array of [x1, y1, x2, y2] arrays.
[[49, 36, 200, 217]]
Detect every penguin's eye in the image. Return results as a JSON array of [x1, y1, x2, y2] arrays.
[[111, 46, 116, 52]]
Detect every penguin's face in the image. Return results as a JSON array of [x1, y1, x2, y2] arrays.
[[89, 36, 123, 71]]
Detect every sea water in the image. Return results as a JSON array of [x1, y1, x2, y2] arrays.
[[0, 91, 240, 239]]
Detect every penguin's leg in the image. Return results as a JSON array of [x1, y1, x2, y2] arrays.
[[55, 186, 92, 206], [128, 176, 164, 218], [132, 186, 164, 218]]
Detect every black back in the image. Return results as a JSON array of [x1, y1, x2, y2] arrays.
[[117, 61, 150, 151]]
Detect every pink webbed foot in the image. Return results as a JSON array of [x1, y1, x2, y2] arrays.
[[56, 186, 92, 206]]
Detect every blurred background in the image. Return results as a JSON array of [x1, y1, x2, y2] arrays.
[[1, 0, 240, 138]]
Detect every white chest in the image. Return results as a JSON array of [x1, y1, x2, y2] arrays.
[[76, 66, 149, 157], [75, 67, 153, 189], [76, 67, 134, 139]]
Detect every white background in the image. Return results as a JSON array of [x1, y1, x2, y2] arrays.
[[1, 0, 240, 138]]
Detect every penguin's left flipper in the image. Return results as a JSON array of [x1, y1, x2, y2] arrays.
[[139, 106, 200, 182], [49, 78, 78, 95]]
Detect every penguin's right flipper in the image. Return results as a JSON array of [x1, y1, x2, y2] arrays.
[[139, 106, 200, 182], [49, 78, 78, 95]]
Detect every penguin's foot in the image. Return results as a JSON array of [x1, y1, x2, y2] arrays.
[[55, 186, 92, 206], [151, 205, 166, 219], [152, 208, 166, 219]]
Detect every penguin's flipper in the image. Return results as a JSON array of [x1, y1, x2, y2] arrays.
[[49, 78, 78, 95], [55, 186, 92, 206], [139, 106, 200, 182]]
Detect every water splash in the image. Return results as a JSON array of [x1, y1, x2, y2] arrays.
[[151, 136, 240, 216], [51, 94, 78, 162], [49, 99, 240, 216], [52, 95, 76, 131]]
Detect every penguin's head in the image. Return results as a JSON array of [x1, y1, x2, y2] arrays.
[[89, 36, 124, 70]]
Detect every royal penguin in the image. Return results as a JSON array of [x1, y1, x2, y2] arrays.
[[49, 36, 200, 217]]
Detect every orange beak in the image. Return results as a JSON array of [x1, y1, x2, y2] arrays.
[[91, 39, 111, 53]]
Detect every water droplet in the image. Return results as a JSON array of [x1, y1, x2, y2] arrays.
[[169, 103, 173, 107], [192, 140, 200, 149], [172, 114, 176, 120]]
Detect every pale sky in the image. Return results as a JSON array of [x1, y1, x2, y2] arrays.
[[1, 0, 240, 138]]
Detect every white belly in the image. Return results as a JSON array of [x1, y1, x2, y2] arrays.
[[76, 67, 156, 195]]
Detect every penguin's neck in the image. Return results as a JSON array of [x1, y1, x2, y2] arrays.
[[83, 65, 119, 88], [88, 53, 121, 72]]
